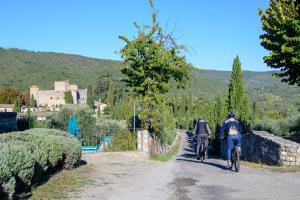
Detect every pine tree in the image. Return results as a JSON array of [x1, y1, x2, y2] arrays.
[[227, 56, 249, 121]]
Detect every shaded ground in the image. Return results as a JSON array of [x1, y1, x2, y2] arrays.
[[70, 130, 300, 200]]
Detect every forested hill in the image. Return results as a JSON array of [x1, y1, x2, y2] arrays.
[[1, 48, 299, 101], [0, 48, 122, 90]]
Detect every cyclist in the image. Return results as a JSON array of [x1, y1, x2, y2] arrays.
[[219, 112, 243, 168], [193, 117, 211, 160]]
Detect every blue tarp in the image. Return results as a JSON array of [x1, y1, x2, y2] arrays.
[[67, 113, 80, 137]]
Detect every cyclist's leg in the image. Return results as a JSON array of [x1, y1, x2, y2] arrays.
[[196, 136, 201, 159], [227, 135, 233, 166], [235, 134, 242, 152], [204, 137, 208, 159]]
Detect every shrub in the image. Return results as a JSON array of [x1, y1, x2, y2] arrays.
[[0, 128, 81, 199], [107, 131, 137, 151]]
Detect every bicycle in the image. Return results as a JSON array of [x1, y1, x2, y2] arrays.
[[197, 136, 207, 163], [230, 138, 240, 172]]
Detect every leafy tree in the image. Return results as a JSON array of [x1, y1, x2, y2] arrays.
[[0, 87, 23, 104], [119, 0, 191, 131], [94, 74, 111, 102], [87, 85, 94, 109], [259, 0, 300, 85], [64, 91, 74, 104], [227, 56, 249, 121]]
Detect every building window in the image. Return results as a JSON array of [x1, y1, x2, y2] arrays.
[[57, 97, 59, 100], [50, 97, 53, 100]]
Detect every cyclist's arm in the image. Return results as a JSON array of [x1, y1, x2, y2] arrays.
[[193, 124, 197, 135], [219, 122, 227, 138], [206, 124, 211, 136]]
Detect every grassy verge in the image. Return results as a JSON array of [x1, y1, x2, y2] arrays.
[[151, 136, 181, 162], [29, 162, 95, 200], [241, 161, 300, 173]]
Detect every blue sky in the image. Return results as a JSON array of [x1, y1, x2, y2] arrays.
[[0, 0, 269, 71]]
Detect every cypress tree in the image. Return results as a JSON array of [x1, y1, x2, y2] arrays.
[[87, 85, 94, 109], [30, 94, 36, 108], [64, 91, 74, 104], [227, 56, 249, 121]]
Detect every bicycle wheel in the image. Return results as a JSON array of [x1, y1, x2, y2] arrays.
[[200, 142, 204, 163], [234, 149, 240, 172]]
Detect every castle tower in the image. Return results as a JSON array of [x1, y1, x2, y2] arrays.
[[30, 85, 39, 106]]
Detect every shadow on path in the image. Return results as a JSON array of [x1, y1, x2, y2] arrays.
[[178, 131, 228, 171]]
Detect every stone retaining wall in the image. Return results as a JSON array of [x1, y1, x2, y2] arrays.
[[242, 131, 300, 166], [137, 130, 179, 158]]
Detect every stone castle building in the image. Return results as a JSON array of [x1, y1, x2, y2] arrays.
[[30, 80, 87, 107]]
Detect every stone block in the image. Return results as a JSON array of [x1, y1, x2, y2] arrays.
[[297, 149, 300, 154], [289, 157, 296, 162], [280, 151, 287, 156], [289, 148, 297, 153]]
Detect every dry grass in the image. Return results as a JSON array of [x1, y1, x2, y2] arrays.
[[241, 161, 300, 173], [29, 163, 95, 200], [152, 136, 181, 162]]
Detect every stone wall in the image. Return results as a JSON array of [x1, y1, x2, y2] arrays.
[[242, 131, 300, 166], [0, 112, 18, 134], [137, 130, 179, 158]]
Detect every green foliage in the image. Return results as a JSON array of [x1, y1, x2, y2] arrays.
[[30, 94, 36, 108], [64, 91, 74, 104], [48, 107, 98, 146], [0, 129, 81, 199], [259, 0, 300, 85], [227, 56, 250, 122], [94, 74, 111, 102], [119, 0, 191, 142], [0, 87, 23, 104], [87, 85, 94, 109], [0, 48, 122, 91], [13, 96, 21, 112], [107, 131, 137, 151]]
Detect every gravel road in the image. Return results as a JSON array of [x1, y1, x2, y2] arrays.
[[72, 130, 300, 200]]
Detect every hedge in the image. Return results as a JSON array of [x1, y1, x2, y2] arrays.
[[0, 128, 81, 199]]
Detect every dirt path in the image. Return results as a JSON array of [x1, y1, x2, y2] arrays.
[[71, 131, 300, 200]]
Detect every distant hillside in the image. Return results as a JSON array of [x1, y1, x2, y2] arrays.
[[1, 48, 299, 103], [0, 48, 122, 90]]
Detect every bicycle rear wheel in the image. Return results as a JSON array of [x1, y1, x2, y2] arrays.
[[200, 142, 204, 163], [234, 149, 240, 172]]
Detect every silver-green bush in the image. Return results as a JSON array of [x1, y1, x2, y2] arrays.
[[0, 128, 81, 199]]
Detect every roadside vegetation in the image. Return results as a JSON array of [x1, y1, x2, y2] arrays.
[[0, 128, 81, 199]]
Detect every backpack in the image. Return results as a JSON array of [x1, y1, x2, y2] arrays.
[[227, 121, 239, 135], [196, 121, 208, 135]]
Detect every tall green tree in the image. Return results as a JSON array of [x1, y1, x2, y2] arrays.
[[64, 91, 74, 104], [30, 94, 36, 108], [227, 56, 249, 121], [94, 73, 111, 102], [259, 0, 300, 85], [87, 85, 94, 109], [119, 0, 191, 131], [13, 96, 21, 112]]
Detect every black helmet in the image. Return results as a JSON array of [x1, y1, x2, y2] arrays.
[[227, 111, 235, 118]]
